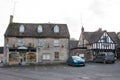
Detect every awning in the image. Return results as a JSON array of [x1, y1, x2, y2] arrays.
[[18, 46, 27, 49]]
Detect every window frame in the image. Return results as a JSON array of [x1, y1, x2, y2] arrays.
[[19, 25, 25, 33], [54, 25, 59, 33], [54, 52, 59, 60], [38, 39, 43, 46], [54, 39, 59, 46], [18, 38, 24, 47], [37, 25, 43, 33], [43, 53, 50, 60]]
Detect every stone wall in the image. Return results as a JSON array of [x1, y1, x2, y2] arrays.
[[4, 37, 69, 64]]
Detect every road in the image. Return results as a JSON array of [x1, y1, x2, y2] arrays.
[[0, 61, 120, 80]]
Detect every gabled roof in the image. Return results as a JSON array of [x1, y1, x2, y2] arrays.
[[70, 40, 87, 50], [82, 31, 119, 44], [5, 23, 70, 38], [70, 40, 79, 49]]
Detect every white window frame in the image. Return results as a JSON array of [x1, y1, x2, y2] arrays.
[[38, 39, 43, 46], [18, 38, 24, 46], [43, 53, 50, 60], [19, 25, 25, 33], [38, 25, 43, 33], [54, 25, 59, 33], [54, 39, 59, 46]]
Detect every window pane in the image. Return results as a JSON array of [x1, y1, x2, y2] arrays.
[[54, 25, 59, 33], [55, 52, 59, 60], [38, 25, 43, 33], [43, 53, 50, 60], [54, 39, 59, 46], [38, 39, 43, 46], [19, 25, 25, 32], [18, 38, 23, 46]]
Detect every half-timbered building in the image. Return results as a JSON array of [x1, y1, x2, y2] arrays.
[[117, 32, 120, 59], [78, 27, 119, 60]]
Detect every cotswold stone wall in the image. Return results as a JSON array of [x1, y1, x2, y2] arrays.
[[37, 38, 69, 62], [4, 37, 69, 63]]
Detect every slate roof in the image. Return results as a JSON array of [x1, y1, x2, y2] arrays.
[[82, 31, 119, 44], [70, 40, 79, 49], [70, 40, 87, 50], [5, 23, 70, 38]]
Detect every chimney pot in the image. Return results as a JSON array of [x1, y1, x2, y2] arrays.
[[10, 15, 13, 23]]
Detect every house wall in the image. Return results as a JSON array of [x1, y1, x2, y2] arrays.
[[5, 37, 37, 48], [37, 38, 69, 62], [117, 48, 120, 59], [4, 37, 69, 64]]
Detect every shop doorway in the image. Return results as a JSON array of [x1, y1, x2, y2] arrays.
[[19, 53, 26, 64]]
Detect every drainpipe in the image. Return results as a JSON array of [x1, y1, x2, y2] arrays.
[[6, 45, 9, 64]]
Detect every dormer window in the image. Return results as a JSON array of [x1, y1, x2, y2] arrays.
[[54, 25, 59, 33], [19, 25, 25, 33], [38, 25, 43, 33]]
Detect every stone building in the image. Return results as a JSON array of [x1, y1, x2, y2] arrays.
[[0, 47, 4, 62], [4, 15, 70, 65]]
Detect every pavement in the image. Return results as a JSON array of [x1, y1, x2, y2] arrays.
[[0, 61, 120, 80]]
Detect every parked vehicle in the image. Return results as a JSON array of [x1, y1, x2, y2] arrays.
[[93, 52, 115, 63], [67, 56, 85, 66]]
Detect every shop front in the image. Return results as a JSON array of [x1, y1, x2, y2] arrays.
[[8, 47, 36, 65]]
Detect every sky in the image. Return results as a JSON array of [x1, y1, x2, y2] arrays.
[[0, 0, 120, 46]]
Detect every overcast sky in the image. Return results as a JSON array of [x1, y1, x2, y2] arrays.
[[0, 0, 120, 46]]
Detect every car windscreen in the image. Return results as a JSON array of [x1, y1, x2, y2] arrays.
[[106, 52, 114, 56], [72, 56, 82, 60]]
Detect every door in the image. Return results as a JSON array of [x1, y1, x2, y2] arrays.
[[19, 53, 26, 64]]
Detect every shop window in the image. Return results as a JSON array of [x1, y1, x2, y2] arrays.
[[27, 53, 36, 62], [9, 53, 19, 62]]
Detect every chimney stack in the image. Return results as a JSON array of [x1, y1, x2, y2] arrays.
[[10, 15, 13, 23], [81, 26, 84, 33]]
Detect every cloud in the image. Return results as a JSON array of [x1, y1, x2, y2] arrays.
[[0, 0, 120, 46]]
